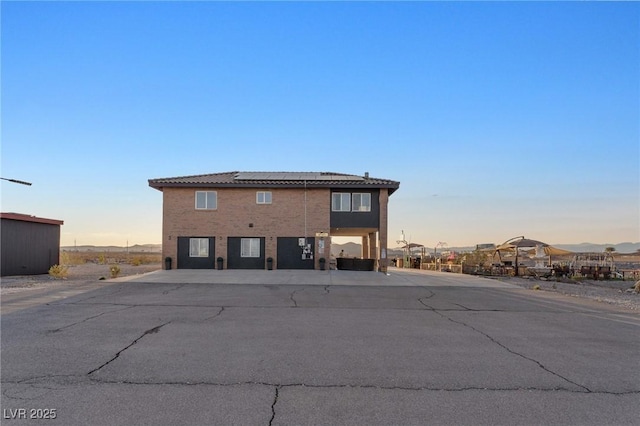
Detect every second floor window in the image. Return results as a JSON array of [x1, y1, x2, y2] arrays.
[[332, 193, 351, 212], [352, 193, 371, 212], [195, 191, 217, 210], [256, 191, 272, 204]]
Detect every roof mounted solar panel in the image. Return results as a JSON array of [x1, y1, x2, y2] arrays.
[[234, 172, 364, 181]]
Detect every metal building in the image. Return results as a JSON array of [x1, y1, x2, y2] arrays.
[[1, 213, 64, 276]]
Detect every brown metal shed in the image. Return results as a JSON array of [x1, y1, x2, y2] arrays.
[[0, 213, 64, 276]]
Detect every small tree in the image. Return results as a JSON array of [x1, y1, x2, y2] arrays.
[[604, 247, 616, 253]]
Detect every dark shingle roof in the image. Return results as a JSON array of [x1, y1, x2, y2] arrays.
[[149, 171, 400, 195]]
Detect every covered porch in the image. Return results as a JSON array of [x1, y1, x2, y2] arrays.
[[331, 227, 387, 272]]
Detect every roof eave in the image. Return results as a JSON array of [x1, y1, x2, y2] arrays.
[[149, 181, 400, 193]]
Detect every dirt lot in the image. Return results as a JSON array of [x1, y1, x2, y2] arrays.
[[0, 263, 161, 294], [2, 263, 638, 311], [497, 276, 640, 311]]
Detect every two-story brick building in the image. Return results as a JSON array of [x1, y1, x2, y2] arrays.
[[148, 171, 400, 272]]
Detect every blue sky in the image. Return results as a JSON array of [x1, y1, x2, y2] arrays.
[[2, 1, 638, 248]]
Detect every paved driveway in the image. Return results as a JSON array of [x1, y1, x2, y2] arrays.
[[2, 269, 639, 425], [111, 268, 522, 286]]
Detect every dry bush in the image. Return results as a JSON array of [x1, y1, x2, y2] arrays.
[[109, 265, 121, 278], [49, 264, 69, 279]]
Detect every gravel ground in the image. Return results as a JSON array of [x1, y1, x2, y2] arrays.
[[2, 264, 639, 311], [494, 275, 640, 312], [0, 263, 161, 294]]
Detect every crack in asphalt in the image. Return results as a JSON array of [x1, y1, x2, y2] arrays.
[[54, 300, 586, 314], [5, 374, 638, 396], [1, 375, 75, 400], [162, 284, 186, 295], [434, 310, 592, 393], [87, 322, 171, 375], [86, 378, 640, 395], [269, 386, 280, 426], [323, 285, 331, 294], [48, 306, 134, 333], [289, 290, 299, 308], [203, 307, 225, 321], [417, 297, 435, 310], [416, 291, 593, 393], [417, 297, 559, 313], [65, 284, 127, 304], [421, 289, 435, 299], [452, 303, 471, 310], [417, 289, 436, 309]]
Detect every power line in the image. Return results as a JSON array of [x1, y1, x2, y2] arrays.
[[1, 177, 32, 186]]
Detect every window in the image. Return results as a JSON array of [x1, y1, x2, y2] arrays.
[[189, 238, 209, 257], [333, 192, 371, 212], [256, 191, 272, 204], [332, 193, 351, 212], [241, 238, 260, 258], [195, 191, 217, 210], [352, 193, 371, 212]]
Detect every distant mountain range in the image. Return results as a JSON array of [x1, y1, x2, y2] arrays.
[[62, 242, 639, 255], [333, 241, 640, 256], [61, 244, 162, 253], [551, 242, 640, 254]]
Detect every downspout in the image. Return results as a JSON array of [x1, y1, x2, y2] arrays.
[[304, 180, 307, 246]]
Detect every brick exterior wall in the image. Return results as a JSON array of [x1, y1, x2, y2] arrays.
[[162, 187, 331, 269]]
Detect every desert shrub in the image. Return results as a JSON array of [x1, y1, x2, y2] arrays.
[[61, 251, 87, 266], [110, 265, 121, 278], [60, 251, 71, 266], [49, 264, 69, 279], [462, 250, 492, 267], [128, 254, 162, 265]]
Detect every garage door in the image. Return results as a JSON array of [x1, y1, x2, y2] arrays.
[[277, 237, 315, 269], [227, 237, 265, 269], [177, 237, 215, 269]]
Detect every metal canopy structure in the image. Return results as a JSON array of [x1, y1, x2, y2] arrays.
[[495, 238, 547, 251], [495, 236, 573, 276]]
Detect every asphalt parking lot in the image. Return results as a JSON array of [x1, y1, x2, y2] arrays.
[[2, 269, 639, 425]]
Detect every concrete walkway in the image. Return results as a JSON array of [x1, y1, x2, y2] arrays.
[[114, 267, 518, 288]]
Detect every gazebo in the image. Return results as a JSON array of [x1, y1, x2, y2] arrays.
[[495, 236, 571, 276]]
